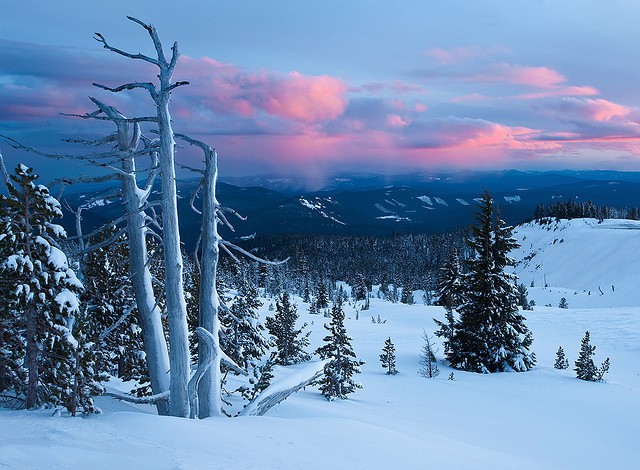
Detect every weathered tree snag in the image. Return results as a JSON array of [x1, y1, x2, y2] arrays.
[[95, 16, 191, 417]]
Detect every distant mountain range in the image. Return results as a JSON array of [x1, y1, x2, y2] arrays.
[[62, 170, 640, 250]]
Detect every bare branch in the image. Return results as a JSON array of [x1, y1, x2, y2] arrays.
[[215, 209, 235, 232], [220, 240, 289, 266], [166, 81, 190, 92], [99, 303, 137, 341], [94, 29, 162, 67], [219, 206, 247, 221], [49, 173, 119, 188], [126, 16, 168, 68], [0, 150, 15, 192], [93, 81, 158, 99], [219, 242, 240, 264], [63, 134, 118, 146], [103, 390, 169, 404]]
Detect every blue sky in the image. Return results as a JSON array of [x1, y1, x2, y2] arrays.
[[1, 1, 640, 179]]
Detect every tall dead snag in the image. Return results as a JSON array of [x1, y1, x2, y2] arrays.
[[95, 17, 191, 417]]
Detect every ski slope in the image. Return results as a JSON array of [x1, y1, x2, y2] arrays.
[[1, 218, 639, 469]]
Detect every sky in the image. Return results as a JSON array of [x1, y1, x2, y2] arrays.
[[1, 0, 640, 180]]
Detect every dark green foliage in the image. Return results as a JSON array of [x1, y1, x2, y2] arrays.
[[435, 248, 464, 310], [238, 354, 275, 403], [265, 293, 310, 365], [559, 297, 568, 309], [352, 274, 368, 302], [436, 191, 535, 373], [0, 164, 91, 410], [81, 227, 148, 396], [574, 331, 609, 381], [315, 298, 364, 399], [379, 337, 397, 375], [222, 276, 269, 370], [517, 283, 531, 310], [554, 346, 569, 369], [574, 331, 597, 381], [418, 331, 439, 378], [400, 282, 415, 305], [315, 279, 329, 310]]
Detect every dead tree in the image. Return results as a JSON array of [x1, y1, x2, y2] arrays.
[[94, 16, 191, 417]]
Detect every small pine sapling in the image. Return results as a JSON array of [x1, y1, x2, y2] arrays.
[[559, 297, 569, 309], [554, 346, 570, 369], [379, 337, 398, 375], [596, 357, 610, 382], [574, 331, 597, 381], [418, 331, 440, 378]]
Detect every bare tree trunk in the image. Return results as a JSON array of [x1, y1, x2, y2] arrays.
[[157, 87, 191, 419], [121, 171, 171, 416], [197, 146, 222, 418], [25, 302, 38, 409]]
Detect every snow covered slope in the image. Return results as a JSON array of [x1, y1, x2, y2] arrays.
[[512, 218, 640, 307], [1, 218, 639, 469]]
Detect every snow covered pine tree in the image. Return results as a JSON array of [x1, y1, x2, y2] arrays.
[[439, 190, 535, 373], [266, 292, 310, 365], [380, 337, 398, 375], [0, 163, 92, 412], [315, 297, 364, 399]]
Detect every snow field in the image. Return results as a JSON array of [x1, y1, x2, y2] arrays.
[[1, 218, 639, 469]]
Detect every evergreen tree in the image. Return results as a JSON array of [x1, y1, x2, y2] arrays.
[[575, 331, 599, 381], [554, 346, 569, 369], [418, 331, 440, 378], [222, 276, 269, 369], [379, 337, 398, 375], [352, 274, 368, 302], [81, 228, 148, 395], [0, 164, 85, 409], [315, 297, 364, 399], [558, 297, 568, 309], [516, 283, 530, 310], [315, 279, 329, 311], [265, 293, 310, 365], [400, 282, 415, 305], [435, 248, 464, 310], [443, 191, 535, 373]]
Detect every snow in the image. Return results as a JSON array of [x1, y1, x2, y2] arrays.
[[434, 197, 448, 206], [376, 215, 411, 222], [299, 197, 346, 225], [417, 195, 432, 205], [1, 218, 639, 468], [504, 195, 521, 203], [456, 198, 470, 205]]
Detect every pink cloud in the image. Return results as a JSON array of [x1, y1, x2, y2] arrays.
[[474, 63, 565, 88], [425, 45, 509, 65], [387, 114, 411, 128], [178, 56, 347, 123], [563, 97, 631, 122], [414, 102, 427, 112], [350, 80, 427, 94]]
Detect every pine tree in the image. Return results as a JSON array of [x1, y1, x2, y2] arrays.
[[222, 277, 269, 369], [81, 228, 148, 395], [435, 248, 463, 310], [575, 331, 598, 381], [558, 297, 568, 309], [554, 346, 569, 369], [400, 282, 415, 305], [265, 292, 310, 365], [315, 279, 329, 311], [379, 337, 398, 375], [352, 274, 368, 302], [315, 297, 364, 399], [418, 331, 440, 378], [516, 283, 530, 310], [0, 164, 85, 409], [445, 191, 535, 373]]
